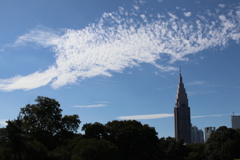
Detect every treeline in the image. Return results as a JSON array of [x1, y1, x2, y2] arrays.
[[0, 96, 240, 160]]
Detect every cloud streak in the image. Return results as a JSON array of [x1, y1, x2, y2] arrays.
[[186, 81, 206, 86], [188, 90, 217, 96], [72, 104, 107, 108], [118, 114, 174, 120], [1, 1, 240, 91], [191, 114, 222, 118], [117, 113, 226, 120]]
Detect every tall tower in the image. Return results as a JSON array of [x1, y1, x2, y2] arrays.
[[231, 115, 240, 129], [174, 69, 191, 143]]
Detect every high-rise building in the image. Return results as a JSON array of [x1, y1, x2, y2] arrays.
[[191, 125, 204, 143], [199, 129, 204, 143], [204, 127, 215, 142], [231, 115, 240, 129], [174, 70, 191, 144]]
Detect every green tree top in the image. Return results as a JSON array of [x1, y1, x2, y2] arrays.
[[6, 96, 81, 151]]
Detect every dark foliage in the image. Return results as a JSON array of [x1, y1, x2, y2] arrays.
[[158, 137, 187, 160], [1, 97, 240, 160], [186, 143, 206, 160], [205, 126, 240, 160]]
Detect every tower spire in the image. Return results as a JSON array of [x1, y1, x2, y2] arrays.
[[179, 67, 183, 84]]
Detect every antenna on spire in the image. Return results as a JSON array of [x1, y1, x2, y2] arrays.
[[179, 66, 182, 75]]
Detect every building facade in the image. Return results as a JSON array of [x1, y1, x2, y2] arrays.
[[231, 115, 240, 129], [204, 127, 215, 142], [191, 125, 204, 143], [174, 72, 191, 144]]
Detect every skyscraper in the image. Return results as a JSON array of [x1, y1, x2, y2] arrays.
[[191, 125, 204, 143], [204, 127, 215, 142], [231, 115, 240, 129], [174, 70, 191, 143]]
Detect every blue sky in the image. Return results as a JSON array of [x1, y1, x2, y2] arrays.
[[0, 0, 240, 138]]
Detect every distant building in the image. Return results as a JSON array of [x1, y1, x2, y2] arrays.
[[231, 115, 240, 129], [204, 127, 215, 142], [191, 126, 204, 143], [199, 129, 204, 143], [174, 70, 191, 144]]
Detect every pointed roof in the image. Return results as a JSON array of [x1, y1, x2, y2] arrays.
[[175, 68, 189, 108]]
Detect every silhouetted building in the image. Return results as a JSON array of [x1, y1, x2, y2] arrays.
[[231, 115, 240, 129], [204, 126, 215, 142], [191, 125, 204, 143], [174, 71, 191, 144]]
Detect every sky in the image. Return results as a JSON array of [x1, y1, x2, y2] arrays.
[[0, 0, 240, 138]]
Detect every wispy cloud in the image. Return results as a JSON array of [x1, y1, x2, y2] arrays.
[[0, 67, 58, 91], [219, 4, 225, 8], [98, 101, 111, 104], [118, 113, 228, 120], [118, 114, 174, 120], [186, 81, 206, 86], [1, 2, 240, 91], [191, 114, 222, 118], [72, 104, 107, 108], [188, 90, 217, 96]]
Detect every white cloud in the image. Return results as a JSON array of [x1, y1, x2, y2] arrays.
[[118, 113, 174, 120], [138, 0, 146, 5], [188, 90, 217, 96], [184, 12, 192, 17], [72, 104, 107, 108], [191, 114, 222, 118], [98, 101, 111, 104], [0, 120, 7, 127], [13, 27, 60, 47], [186, 81, 206, 86], [1, 2, 240, 91], [0, 67, 58, 91], [140, 14, 148, 22], [133, 5, 139, 11], [118, 113, 227, 120], [218, 4, 225, 8]]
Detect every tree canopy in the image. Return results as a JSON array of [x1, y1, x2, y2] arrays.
[[1, 97, 240, 160], [205, 126, 240, 160]]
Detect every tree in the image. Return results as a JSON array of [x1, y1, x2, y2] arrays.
[[158, 137, 187, 160], [82, 122, 107, 139], [19, 96, 63, 137], [71, 138, 119, 160], [23, 140, 48, 160], [81, 120, 160, 160], [205, 126, 240, 160], [0, 128, 7, 145], [105, 120, 159, 160], [5, 118, 25, 160], [60, 115, 81, 139], [19, 97, 80, 147], [5, 96, 81, 156], [186, 143, 206, 160]]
